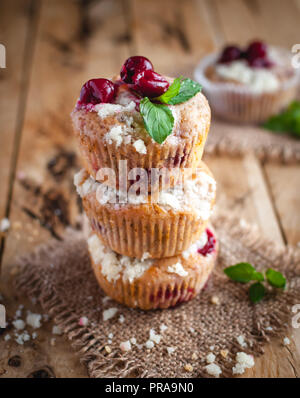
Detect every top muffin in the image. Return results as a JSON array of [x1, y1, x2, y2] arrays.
[[71, 56, 211, 184]]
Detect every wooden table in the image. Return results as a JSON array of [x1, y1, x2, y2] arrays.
[[0, 0, 299, 378]]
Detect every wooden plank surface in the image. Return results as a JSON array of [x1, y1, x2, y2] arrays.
[[0, 0, 36, 222], [0, 0, 299, 378]]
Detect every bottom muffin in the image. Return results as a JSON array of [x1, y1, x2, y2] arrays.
[[88, 227, 218, 310]]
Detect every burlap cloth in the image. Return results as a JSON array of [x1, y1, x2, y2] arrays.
[[15, 215, 300, 378], [206, 119, 300, 163]]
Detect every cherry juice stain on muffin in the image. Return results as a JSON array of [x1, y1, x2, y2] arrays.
[[198, 229, 216, 256]]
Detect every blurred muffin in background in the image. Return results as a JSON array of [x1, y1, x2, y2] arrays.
[[195, 40, 300, 123]]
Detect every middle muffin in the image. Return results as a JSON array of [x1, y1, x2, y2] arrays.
[[75, 161, 216, 259]]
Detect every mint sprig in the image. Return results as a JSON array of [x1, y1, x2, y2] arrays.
[[224, 262, 264, 283], [157, 77, 202, 105], [263, 101, 300, 139], [167, 78, 202, 105], [224, 263, 286, 303], [249, 282, 265, 303], [140, 77, 202, 143], [266, 268, 286, 288], [140, 97, 174, 144], [157, 77, 182, 104]]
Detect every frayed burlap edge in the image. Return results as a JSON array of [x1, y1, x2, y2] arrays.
[[14, 216, 300, 378], [206, 121, 300, 163]]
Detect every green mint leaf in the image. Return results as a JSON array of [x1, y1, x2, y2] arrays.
[[156, 77, 182, 104], [266, 268, 286, 289], [263, 101, 300, 139], [252, 271, 265, 282], [140, 97, 174, 144], [224, 262, 258, 283], [167, 78, 202, 105], [249, 282, 265, 303]]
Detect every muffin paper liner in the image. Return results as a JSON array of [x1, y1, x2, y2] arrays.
[[194, 52, 300, 124], [85, 201, 210, 259]]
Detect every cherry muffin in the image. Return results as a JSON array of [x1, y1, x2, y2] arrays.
[[75, 161, 216, 259], [195, 40, 299, 123], [88, 227, 218, 310], [71, 56, 210, 190]]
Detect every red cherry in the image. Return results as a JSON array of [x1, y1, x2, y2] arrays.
[[218, 46, 242, 63], [132, 70, 169, 98], [246, 40, 267, 62], [78, 78, 116, 106], [120, 56, 153, 84], [197, 228, 216, 256]]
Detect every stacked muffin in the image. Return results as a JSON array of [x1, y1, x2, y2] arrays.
[[72, 56, 218, 310]]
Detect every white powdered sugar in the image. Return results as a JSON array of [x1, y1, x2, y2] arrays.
[[215, 60, 279, 93], [104, 125, 128, 147], [167, 262, 188, 277], [95, 101, 136, 119], [133, 139, 147, 154], [87, 234, 153, 283], [74, 169, 97, 198], [182, 230, 208, 259]]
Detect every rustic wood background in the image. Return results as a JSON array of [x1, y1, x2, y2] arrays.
[[0, 0, 299, 378]]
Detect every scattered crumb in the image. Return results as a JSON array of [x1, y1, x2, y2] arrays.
[[184, 364, 193, 372], [13, 319, 25, 330], [103, 308, 118, 321], [236, 335, 247, 348], [78, 316, 89, 326], [15, 331, 30, 345], [105, 345, 112, 354], [160, 324, 168, 333], [145, 340, 154, 349], [189, 327, 195, 333], [26, 313, 42, 329], [209, 345, 215, 351], [149, 329, 161, 344], [191, 352, 197, 360], [120, 340, 131, 352], [167, 347, 175, 355], [52, 325, 62, 335], [265, 326, 273, 331], [0, 218, 10, 232], [108, 333, 113, 339], [232, 352, 254, 375], [50, 338, 56, 346], [220, 349, 229, 358], [205, 363, 222, 377], [210, 295, 220, 305], [130, 337, 136, 345], [283, 337, 290, 346], [206, 352, 216, 364], [102, 296, 111, 304], [32, 332, 37, 339], [4, 334, 11, 341], [119, 314, 125, 323]]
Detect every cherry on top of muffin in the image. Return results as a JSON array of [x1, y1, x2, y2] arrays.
[[218, 40, 274, 68], [75, 56, 202, 144]]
